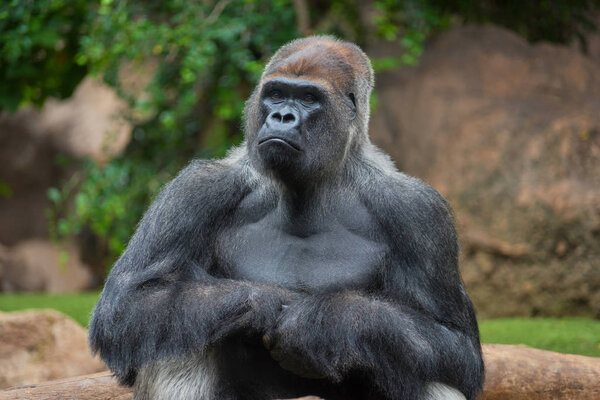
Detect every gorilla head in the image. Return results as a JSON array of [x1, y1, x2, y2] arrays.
[[245, 36, 374, 185]]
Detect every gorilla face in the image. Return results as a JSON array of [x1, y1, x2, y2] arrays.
[[248, 77, 356, 185]]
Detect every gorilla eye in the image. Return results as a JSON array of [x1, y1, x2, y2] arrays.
[[349, 93, 356, 108], [302, 94, 316, 104], [269, 90, 283, 101]]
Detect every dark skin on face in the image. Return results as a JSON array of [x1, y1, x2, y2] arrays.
[[259, 77, 324, 152], [250, 76, 353, 191], [89, 36, 484, 400]]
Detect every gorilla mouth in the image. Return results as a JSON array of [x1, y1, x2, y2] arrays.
[[258, 137, 302, 152]]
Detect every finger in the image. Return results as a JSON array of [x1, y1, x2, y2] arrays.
[[262, 334, 272, 350]]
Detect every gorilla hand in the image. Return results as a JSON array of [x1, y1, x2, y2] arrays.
[[235, 284, 302, 336], [263, 301, 338, 380]]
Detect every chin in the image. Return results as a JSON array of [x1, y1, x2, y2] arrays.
[[256, 142, 302, 172]]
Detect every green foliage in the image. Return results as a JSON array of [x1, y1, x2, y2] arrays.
[[50, 1, 300, 265], [0, 180, 12, 198], [49, 0, 442, 268], [2, 0, 598, 272], [0, 0, 90, 111], [430, 0, 600, 45], [373, 0, 451, 65]]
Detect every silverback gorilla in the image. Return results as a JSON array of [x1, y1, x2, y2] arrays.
[[90, 36, 484, 400]]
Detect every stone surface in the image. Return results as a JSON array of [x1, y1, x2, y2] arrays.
[[0, 239, 95, 293], [2, 344, 599, 399], [0, 77, 130, 248], [0, 112, 64, 246], [572, 13, 600, 67], [370, 25, 600, 318], [0, 310, 106, 389], [0, 77, 132, 284]]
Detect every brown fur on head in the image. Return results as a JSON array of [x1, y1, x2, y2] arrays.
[[262, 36, 374, 100], [244, 36, 375, 139]]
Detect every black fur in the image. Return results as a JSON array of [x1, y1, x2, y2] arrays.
[[89, 36, 484, 400]]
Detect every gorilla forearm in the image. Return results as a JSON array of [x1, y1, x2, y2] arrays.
[[90, 265, 296, 384], [268, 291, 482, 399]]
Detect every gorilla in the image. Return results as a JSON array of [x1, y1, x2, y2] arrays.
[[89, 36, 484, 400]]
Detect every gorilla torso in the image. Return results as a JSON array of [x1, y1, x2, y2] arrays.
[[217, 184, 388, 293]]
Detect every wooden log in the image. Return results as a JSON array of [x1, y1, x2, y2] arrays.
[[480, 344, 600, 399], [0, 372, 131, 400], [1, 344, 599, 399]]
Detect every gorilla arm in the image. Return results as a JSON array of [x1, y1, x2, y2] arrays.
[[89, 160, 296, 385], [265, 176, 485, 400]]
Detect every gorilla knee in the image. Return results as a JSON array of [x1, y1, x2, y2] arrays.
[[425, 382, 467, 400]]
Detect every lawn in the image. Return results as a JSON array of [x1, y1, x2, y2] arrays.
[[479, 318, 600, 357], [0, 291, 101, 327], [1, 292, 599, 357]]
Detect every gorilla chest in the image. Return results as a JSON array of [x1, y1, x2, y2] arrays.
[[217, 219, 387, 292]]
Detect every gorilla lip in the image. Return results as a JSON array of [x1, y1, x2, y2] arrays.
[[258, 137, 302, 152]]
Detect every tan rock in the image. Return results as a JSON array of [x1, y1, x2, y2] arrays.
[[0, 76, 132, 248], [370, 25, 600, 318], [0, 310, 105, 389], [1, 240, 94, 293], [39, 78, 131, 163]]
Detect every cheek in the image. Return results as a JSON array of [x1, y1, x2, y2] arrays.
[[246, 106, 270, 142], [305, 112, 349, 164]]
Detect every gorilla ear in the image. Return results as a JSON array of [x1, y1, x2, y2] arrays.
[[347, 93, 357, 120]]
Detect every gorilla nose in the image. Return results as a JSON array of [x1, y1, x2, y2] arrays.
[[268, 108, 299, 129]]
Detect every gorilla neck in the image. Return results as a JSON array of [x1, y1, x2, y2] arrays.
[[270, 167, 349, 233]]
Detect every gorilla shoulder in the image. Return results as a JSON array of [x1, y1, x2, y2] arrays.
[[131, 155, 254, 246], [359, 166, 457, 256], [167, 153, 254, 200]]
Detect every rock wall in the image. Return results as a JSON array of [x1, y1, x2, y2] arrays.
[[370, 26, 600, 318], [0, 78, 131, 291], [1, 240, 95, 293]]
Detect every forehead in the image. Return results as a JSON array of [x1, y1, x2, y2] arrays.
[[263, 41, 356, 92]]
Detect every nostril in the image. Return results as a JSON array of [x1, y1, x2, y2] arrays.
[[271, 112, 282, 122], [282, 113, 295, 123]]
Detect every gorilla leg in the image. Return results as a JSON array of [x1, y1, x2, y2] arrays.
[[425, 382, 467, 400]]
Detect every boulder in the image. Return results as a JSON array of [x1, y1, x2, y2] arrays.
[[36, 78, 131, 163], [572, 13, 600, 67], [370, 25, 600, 318], [0, 310, 105, 389], [0, 77, 130, 249], [0, 240, 95, 293], [0, 113, 63, 246]]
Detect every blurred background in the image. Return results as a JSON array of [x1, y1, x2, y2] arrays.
[[0, 0, 599, 389]]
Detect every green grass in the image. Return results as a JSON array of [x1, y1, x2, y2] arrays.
[[479, 318, 600, 357], [1, 293, 599, 357], [0, 291, 101, 327]]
